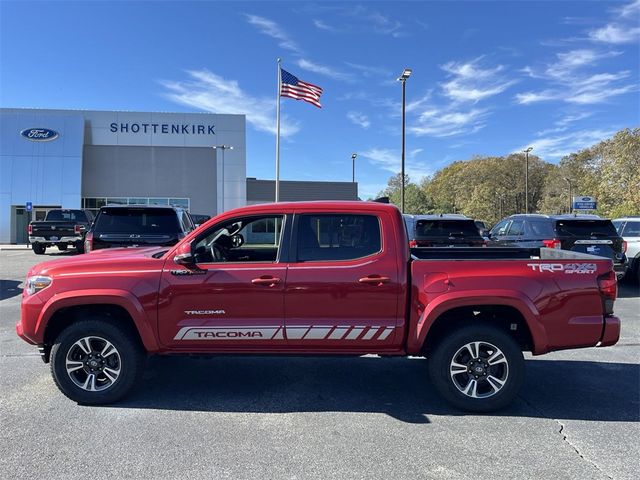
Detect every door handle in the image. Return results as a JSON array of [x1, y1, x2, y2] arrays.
[[358, 275, 390, 285], [251, 276, 281, 286]]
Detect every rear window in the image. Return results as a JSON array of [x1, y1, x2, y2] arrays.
[[415, 220, 481, 239], [623, 221, 640, 236], [45, 210, 87, 222], [94, 208, 180, 234], [554, 220, 618, 237]]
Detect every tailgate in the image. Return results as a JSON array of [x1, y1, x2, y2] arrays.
[[30, 222, 76, 238]]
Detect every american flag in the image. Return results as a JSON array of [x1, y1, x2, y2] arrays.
[[280, 69, 323, 108]]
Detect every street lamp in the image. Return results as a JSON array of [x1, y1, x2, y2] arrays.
[[213, 145, 233, 212], [564, 177, 573, 214], [351, 153, 357, 183], [398, 68, 412, 213], [523, 147, 533, 214]]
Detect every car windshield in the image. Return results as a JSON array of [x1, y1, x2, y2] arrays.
[[94, 209, 180, 234], [415, 220, 481, 239], [45, 210, 87, 222], [554, 220, 618, 237]]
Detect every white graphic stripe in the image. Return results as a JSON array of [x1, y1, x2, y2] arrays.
[[328, 327, 349, 340], [286, 327, 310, 340], [271, 327, 285, 340], [303, 327, 332, 339], [362, 327, 381, 340], [377, 327, 394, 341], [346, 327, 365, 340]]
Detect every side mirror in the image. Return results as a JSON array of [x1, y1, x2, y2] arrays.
[[173, 242, 196, 267]]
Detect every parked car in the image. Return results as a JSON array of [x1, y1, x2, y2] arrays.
[[84, 205, 195, 252], [17, 201, 620, 411], [28, 209, 94, 255], [404, 214, 486, 247], [612, 217, 640, 283], [474, 220, 490, 239], [190, 213, 211, 227], [488, 214, 627, 278]]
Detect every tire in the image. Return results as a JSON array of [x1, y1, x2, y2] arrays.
[[428, 324, 524, 412], [50, 319, 145, 405], [32, 243, 46, 255], [75, 241, 85, 254], [57, 244, 68, 251]]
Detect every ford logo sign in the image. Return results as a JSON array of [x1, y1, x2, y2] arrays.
[[20, 128, 59, 142]]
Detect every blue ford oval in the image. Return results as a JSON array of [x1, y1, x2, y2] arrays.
[[20, 128, 59, 142]]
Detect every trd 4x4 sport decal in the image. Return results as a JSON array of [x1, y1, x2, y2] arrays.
[[527, 263, 597, 274]]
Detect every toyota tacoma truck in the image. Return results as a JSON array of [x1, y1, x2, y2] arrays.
[[29, 209, 94, 254], [16, 201, 620, 411]]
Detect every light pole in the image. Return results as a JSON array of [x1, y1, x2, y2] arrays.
[[398, 68, 412, 213], [351, 153, 357, 183], [213, 145, 233, 212], [564, 177, 573, 213], [523, 147, 533, 214]]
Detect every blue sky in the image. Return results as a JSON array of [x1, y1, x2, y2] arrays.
[[1, 0, 639, 199]]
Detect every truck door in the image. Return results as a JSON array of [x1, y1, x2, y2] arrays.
[[157, 214, 289, 348], [284, 212, 401, 350]]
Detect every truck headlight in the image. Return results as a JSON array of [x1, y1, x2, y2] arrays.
[[25, 275, 52, 295]]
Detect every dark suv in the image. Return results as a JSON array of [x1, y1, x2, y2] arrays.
[[404, 214, 486, 247], [489, 214, 627, 278], [84, 205, 195, 252]]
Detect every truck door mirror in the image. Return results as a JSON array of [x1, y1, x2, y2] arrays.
[[173, 242, 196, 267]]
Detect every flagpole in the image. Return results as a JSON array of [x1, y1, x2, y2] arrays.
[[275, 58, 282, 202]]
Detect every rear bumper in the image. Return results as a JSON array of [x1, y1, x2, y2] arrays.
[[598, 316, 620, 347], [29, 236, 82, 245]]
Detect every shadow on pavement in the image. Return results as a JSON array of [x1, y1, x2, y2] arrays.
[[0, 279, 22, 301], [112, 356, 639, 424], [618, 281, 639, 299]]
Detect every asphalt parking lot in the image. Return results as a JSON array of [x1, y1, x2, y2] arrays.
[[1, 249, 638, 480]]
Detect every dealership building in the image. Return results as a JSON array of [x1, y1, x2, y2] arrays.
[[0, 108, 358, 244]]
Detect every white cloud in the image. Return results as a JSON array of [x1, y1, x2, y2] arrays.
[[515, 50, 635, 105], [296, 58, 355, 82], [516, 128, 618, 160], [344, 62, 393, 79], [361, 147, 433, 180], [245, 14, 301, 53], [410, 107, 488, 137], [440, 58, 516, 103], [589, 23, 640, 44], [616, 0, 640, 18], [160, 69, 299, 137], [347, 111, 370, 129], [313, 19, 336, 32]]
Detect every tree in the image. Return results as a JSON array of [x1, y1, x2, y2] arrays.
[[377, 173, 432, 214]]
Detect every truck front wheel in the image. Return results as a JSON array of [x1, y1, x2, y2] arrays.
[[50, 319, 144, 405], [428, 325, 524, 412]]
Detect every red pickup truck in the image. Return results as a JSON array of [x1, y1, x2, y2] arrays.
[[17, 201, 620, 411]]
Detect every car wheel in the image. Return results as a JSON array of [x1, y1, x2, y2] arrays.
[[75, 241, 85, 254], [428, 325, 524, 412], [50, 319, 145, 405], [32, 243, 46, 255], [57, 244, 68, 251]]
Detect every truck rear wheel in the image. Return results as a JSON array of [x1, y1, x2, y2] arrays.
[[57, 244, 68, 251], [32, 243, 46, 255], [50, 319, 144, 405], [428, 325, 524, 412]]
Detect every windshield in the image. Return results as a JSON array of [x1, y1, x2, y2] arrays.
[[45, 210, 87, 222], [94, 209, 180, 234], [554, 220, 618, 237], [415, 220, 481, 239]]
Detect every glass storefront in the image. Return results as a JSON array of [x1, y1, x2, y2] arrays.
[[82, 197, 190, 216]]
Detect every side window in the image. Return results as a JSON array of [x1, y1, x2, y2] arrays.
[[507, 220, 525, 236], [491, 220, 510, 236], [181, 211, 193, 232], [297, 214, 381, 262], [623, 221, 640, 237], [529, 221, 554, 237], [612, 221, 623, 235], [193, 215, 284, 263]]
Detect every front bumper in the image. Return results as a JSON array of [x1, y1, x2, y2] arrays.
[[598, 316, 620, 347]]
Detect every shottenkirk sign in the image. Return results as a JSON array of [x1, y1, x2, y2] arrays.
[[109, 122, 215, 135], [572, 196, 597, 210]]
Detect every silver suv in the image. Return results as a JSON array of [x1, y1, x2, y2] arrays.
[[612, 217, 640, 283]]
